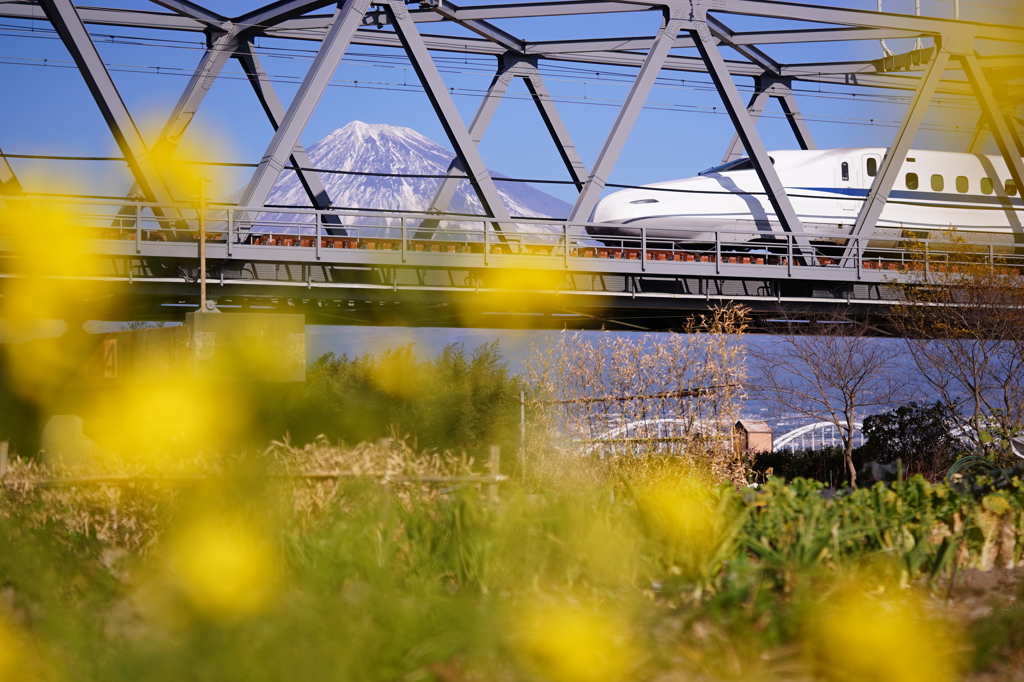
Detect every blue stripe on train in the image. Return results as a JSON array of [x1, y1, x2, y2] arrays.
[[795, 187, 1024, 208]]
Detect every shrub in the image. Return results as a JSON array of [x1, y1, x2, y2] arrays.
[[278, 342, 524, 460], [859, 401, 967, 480]]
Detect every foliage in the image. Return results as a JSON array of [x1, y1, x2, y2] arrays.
[[5, 445, 1024, 680], [278, 341, 524, 460], [859, 401, 968, 481], [747, 311, 908, 488], [893, 232, 1024, 459], [751, 446, 852, 486]]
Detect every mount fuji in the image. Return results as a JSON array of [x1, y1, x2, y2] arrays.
[[258, 121, 572, 234]]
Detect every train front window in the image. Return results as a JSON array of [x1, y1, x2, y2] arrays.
[[841, 162, 850, 181], [698, 157, 773, 175], [981, 178, 993, 195], [931, 174, 944, 192], [906, 173, 919, 190], [866, 158, 878, 177], [1008, 180, 1019, 196], [956, 176, 969, 193]]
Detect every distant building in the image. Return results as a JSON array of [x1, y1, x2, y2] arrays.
[[735, 420, 773, 454]]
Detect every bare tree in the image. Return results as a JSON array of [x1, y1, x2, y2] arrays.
[[748, 312, 909, 487], [523, 306, 749, 485], [893, 235, 1024, 459]]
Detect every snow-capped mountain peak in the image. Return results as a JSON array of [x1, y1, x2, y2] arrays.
[[263, 121, 571, 232]]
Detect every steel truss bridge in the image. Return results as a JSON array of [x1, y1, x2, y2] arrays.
[[1, 0, 1023, 331]]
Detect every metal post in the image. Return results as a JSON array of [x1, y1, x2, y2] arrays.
[[641, 225, 647, 271], [488, 445, 500, 503], [519, 391, 526, 477], [199, 179, 207, 311], [113, 27, 240, 224], [715, 229, 721, 274], [563, 223, 570, 268], [135, 202, 141, 253], [0, 147, 24, 198], [401, 217, 407, 263], [227, 208, 233, 257], [522, 65, 589, 190]]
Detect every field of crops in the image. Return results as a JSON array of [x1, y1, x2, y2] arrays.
[[2, 441, 1024, 682]]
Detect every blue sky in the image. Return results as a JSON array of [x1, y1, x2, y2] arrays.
[[1, 0, 1022, 204]]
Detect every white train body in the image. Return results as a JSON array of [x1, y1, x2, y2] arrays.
[[589, 149, 1023, 249]]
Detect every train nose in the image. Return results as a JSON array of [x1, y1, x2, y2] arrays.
[[589, 194, 628, 224]]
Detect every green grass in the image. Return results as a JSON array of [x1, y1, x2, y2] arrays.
[[2, 448, 1024, 681]]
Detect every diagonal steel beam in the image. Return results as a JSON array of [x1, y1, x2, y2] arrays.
[[567, 11, 685, 224], [968, 114, 988, 154], [386, 0, 517, 238], [692, 16, 815, 260], [421, 0, 524, 52], [238, 0, 370, 213], [520, 63, 589, 191], [113, 26, 241, 227], [39, 0, 180, 214], [961, 52, 1024, 243], [235, 40, 346, 235], [0, 149, 23, 197], [417, 59, 515, 238], [147, 0, 226, 27], [235, 0, 336, 31], [417, 54, 588, 238], [727, 76, 817, 158], [722, 89, 770, 163], [777, 90, 816, 151], [705, 15, 779, 75], [843, 47, 951, 264]]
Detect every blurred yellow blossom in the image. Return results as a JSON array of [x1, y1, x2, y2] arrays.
[[0, 616, 25, 681], [810, 587, 957, 682], [511, 598, 638, 682], [169, 512, 279, 621]]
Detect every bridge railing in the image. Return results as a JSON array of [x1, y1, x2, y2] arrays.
[[5, 196, 1023, 277]]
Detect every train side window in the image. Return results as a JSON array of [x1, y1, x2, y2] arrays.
[[981, 178, 993, 195], [906, 173, 919, 190], [956, 176, 969, 193], [866, 158, 878, 176], [841, 162, 850, 181], [931, 174, 944, 191], [1007, 180, 1018, 196]]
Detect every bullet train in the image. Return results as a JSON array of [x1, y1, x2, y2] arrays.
[[588, 149, 1023, 251]]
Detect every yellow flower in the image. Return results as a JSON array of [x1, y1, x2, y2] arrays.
[[811, 589, 956, 682], [0, 617, 24, 681], [511, 599, 638, 682], [169, 513, 279, 621]]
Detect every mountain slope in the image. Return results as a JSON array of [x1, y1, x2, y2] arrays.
[[261, 121, 571, 233]]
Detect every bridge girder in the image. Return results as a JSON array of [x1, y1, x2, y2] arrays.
[[1, 0, 1023, 326]]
